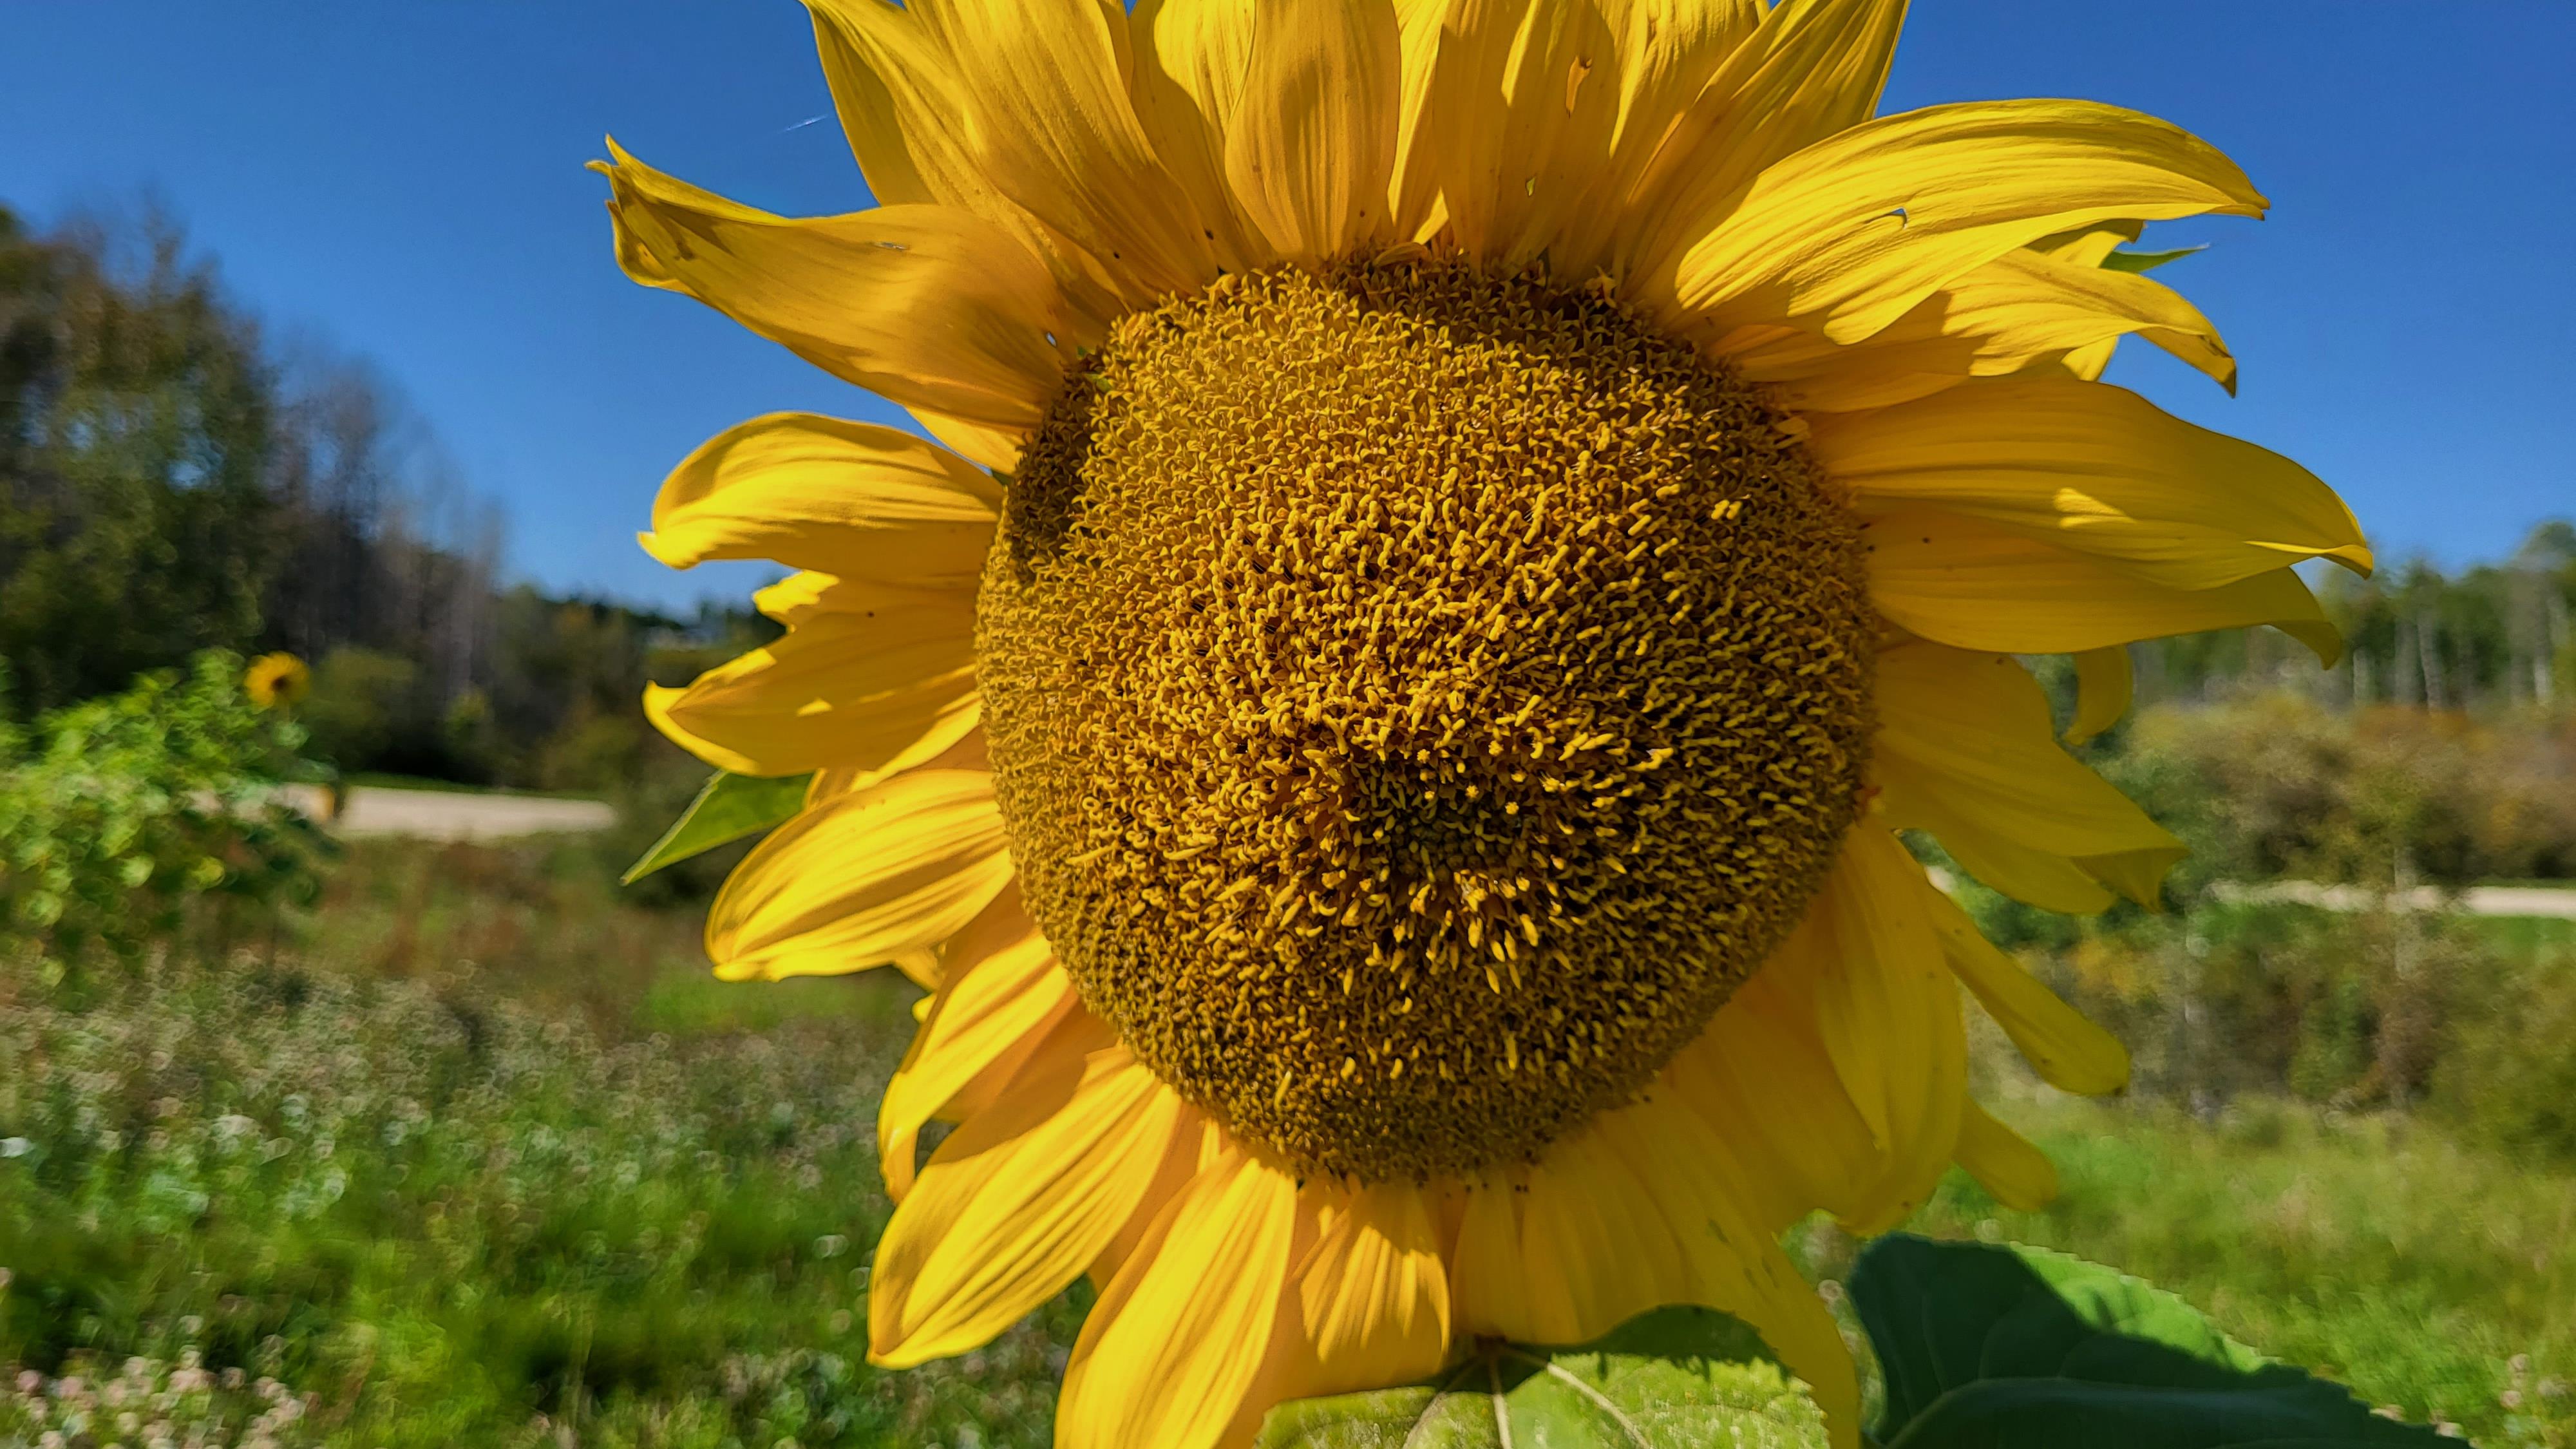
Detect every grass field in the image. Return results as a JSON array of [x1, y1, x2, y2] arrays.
[[5, 838, 2570, 1447]]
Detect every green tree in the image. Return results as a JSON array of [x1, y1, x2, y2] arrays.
[[0, 207, 279, 714]]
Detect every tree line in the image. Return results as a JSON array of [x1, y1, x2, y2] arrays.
[[0, 203, 762, 790]]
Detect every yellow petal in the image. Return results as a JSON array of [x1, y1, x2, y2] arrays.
[[2034, 219, 2144, 267], [1385, 0, 1454, 242], [1618, 0, 1906, 283], [1803, 830, 1968, 1233], [1864, 509, 2345, 663], [1814, 377, 2370, 587], [1665, 99, 2265, 345], [1923, 882, 2130, 1095], [1732, 246, 2237, 412], [1128, 0, 1268, 271], [1541, 0, 1766, 278], [642, 580, 980, 779], [869, 1027, 1184, 1367], [1954, 1097, 2059, 1211], [1057, 1149, 1298, 1449], [806, 0, 1128, 332], [907, 404, 1027, 475], [639, 413, 1001, 584], [1292, 1181, 1453, 1396], [596, 146, 1072, 430], [1450, 1130, 1683, 1345], [1222, 0, 1404, 265], [877, 887, 1079, 1200], [1875, 641, 2183, 907], [748, 570, 839, 627], [705, 768, 1010, 981], [904, 0, 1226, 307], [2065, 645, 2134, 746], [1660, 937, 1882, 1229], [2032, 220, 2164, 384], [1392, 0, 1625, 265], [1591, 1100, 1864, 1449]]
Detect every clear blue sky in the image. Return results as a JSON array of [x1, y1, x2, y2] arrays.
[[7, 2, 2571, 612]]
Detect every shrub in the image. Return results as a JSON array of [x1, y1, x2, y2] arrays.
[[0, 651, 329, 987]]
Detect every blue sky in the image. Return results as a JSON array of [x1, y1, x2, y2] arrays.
[[6, 2, 2572, 612]]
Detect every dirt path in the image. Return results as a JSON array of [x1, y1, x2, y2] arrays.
[[285, 784, 617, 840], [2213, 880, 2576, 920]]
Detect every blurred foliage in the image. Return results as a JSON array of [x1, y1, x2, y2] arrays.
[[0, 650, 328, 990], [1937, 681, 2576, 1162]]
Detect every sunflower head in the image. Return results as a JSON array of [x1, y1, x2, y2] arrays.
[[980, 258, 1876, 1180], [243, 652, 310, 710], [603, 2, 2371, 1444]]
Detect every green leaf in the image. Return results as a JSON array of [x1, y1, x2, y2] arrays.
[[2102, 244, 2206, 274], [620, 770, 813, 885], [1852, 1234, 2447, 1448], [1255, 1305, 1827, 1448]]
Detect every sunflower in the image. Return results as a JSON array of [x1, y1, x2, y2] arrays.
[[242, 652, 310, 710], [597, 1, 2367, 1444]]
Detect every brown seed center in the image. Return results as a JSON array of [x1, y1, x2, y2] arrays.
[[976, 260, 1874, 1182]]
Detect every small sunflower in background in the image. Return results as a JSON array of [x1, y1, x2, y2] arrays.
[[242, 652, 311, 710], [598, 1, 2368, 1444]]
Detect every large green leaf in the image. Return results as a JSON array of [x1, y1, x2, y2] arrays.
[[1851, 1235, 2445, 1448], [620, 770, 811, 884], [1255, 1306, 1827, 1448]]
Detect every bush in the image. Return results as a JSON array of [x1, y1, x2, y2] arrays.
[[0, 651, 328, 987], [298, 645, 420, 772]]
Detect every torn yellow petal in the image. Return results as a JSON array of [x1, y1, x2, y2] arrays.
[[643, 579, 980, 780], [1955, 1097, 2059, 1211], [705, 768, 1010, 981], [1056, 1149, 1297, 1449], [1814, 376, 2370, 587], [2066, 646, 2134, 746], [597, 146, 1072, 430], [1875, 641, 2183, 905], [1664, 99, 2264, 345], [1923, 882, 2130, 1095], [639, 412, 1002, 584], [869, 1028, 1183, 1367], [876, 887, 1078, 1200], [1865, 509, 2345, 663]]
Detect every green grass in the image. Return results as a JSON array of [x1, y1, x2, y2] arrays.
[[6, 838, 2573, 1446], [0, 959, 1069, 1448]]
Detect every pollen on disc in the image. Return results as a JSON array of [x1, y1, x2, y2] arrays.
[[976, 259, 1875, 1183]]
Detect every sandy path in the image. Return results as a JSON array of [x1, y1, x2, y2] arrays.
[[284, 784, 617, 840]]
